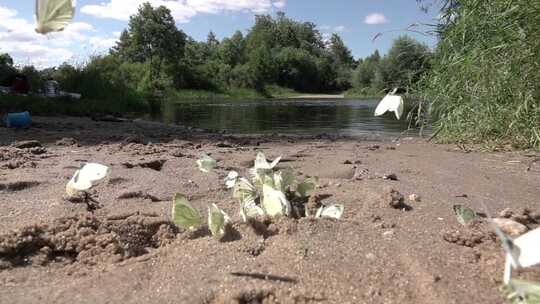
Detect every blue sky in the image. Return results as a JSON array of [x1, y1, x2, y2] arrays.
[[0, 0, 441, 68]]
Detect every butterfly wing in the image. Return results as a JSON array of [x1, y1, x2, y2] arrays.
[[240, 198, 265, 221], [66, 169, 92, 194], [36, 0, 75, 34], [296, 177, 318, 198], [233, 178, 257, 202], [224, 171, 238, 189], [196, 154, 216, 173], [269, 156, 282, 169], [78, 163, 109, 184], [262, 183, 291, 217], [172, 193, 202, 230], [374, 94, 393, 117], [318, 204, 344, 219], [514, 228, 540, 268], [208, 203, 229, 236], [453, 204, 477, 225], [393, 96, 404, 120], [254, 152, 271, 170]]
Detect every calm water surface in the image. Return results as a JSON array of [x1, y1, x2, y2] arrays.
[[159, 99, 419, 137]]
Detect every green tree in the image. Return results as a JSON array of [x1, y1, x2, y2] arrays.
[[206, 31, 220, 57], [275, 47, 320, 92], [217, 31, 245, 66], [353, 50, 380, 89], [385, 36, 431, 88], [329, 33, 354, 67], [114, 2, 186, 89], [247, 47, 277, 92], [0, 53, 15, 86]]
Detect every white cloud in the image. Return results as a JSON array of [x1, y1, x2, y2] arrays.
[[273, 0, 286, 9], [89, 36, 118, 51], [0, 5, 116, 68], [364, 13, 389, 25], [320, 25, 347, 33], [81, 0, 287, 22]]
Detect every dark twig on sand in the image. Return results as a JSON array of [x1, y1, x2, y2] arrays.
[[230, 272, 298, 283]]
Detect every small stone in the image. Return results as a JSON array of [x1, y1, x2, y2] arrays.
[[383, 230, 395, 238], [216, 142, 233, 148], [353, 168, 369, 180], [170, 149, 185, 157], [382, 173, 398, 181], [408, 194, 421, 202], [11, 140, 42, 149], [29, 147, 46, 155], [365, 253, 376, 260], [122, 159, 166, 171], [122, 134, 146, 145], [384, 189, 405, 209], [498, 208, 513, 218], [343, 160, 352, 164], [55, 137, 77, 146], [493, 218, 528, 237]]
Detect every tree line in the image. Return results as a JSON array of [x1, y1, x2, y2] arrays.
[[0, 3, 431, 101]]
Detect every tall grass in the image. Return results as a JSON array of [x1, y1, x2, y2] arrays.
[[422, 0, 540, 149]]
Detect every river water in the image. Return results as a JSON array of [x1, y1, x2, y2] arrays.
[[158, 99, 421, 137]]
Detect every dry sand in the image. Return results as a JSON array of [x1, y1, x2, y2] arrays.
[[0, 116, 539, 303]]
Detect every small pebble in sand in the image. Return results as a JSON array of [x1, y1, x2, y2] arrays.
[[382, 173, 398, 181], [383, 230, 395, 239], [384, 189, 405, 209], [365, 253, 376, 260], [498, 208, 513, 218], [408, 194, 421, 202], [11, 140, 42, 149], [55, 137, 78, 146]]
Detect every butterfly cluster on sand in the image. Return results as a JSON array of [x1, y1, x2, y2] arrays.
[[452, 204, 540, 302], [173, 152, 345, 239]]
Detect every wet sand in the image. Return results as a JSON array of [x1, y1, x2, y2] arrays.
[[0, 116, 539, 303]]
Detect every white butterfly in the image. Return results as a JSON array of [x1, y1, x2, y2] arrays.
[[172, 193, 202, 231], [239, 198, 265, 222], [35, 0, 76, 34], [493, 224, 540, 284], [262, 182, 291, 217], [208, 203, 230, 237], [250, 152, 281, 185], [374, 91, 404, 120], [196, 154, 217, 173], [66, 163, 109, 195], [315, 204, 344, 219], [254, 152, 281, 170], [224, 171, 238, 189]]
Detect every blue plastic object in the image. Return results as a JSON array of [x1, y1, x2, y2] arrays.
[[6, 111, 31, 128]]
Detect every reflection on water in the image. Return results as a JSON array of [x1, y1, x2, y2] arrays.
[[159, 99, 419, 137]]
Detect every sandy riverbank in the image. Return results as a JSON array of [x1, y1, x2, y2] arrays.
[[0, 116, 539, 303]]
